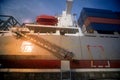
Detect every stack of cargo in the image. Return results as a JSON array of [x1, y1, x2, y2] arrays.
[[78, 8, 120, 34]]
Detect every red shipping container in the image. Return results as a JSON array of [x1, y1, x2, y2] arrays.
[[84, 17, 120, 27]]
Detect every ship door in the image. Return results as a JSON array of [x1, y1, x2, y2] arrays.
[[87, 45, 110, 68]]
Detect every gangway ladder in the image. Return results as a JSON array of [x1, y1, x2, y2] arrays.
[[12, 29, 74, 60], [61, 60, 71, 80]]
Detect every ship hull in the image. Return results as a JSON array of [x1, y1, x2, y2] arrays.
[[0, 58, 120, 69], [0, 34, 120, 68]]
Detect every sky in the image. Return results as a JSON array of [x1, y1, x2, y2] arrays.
[[0, 0, 120, 23]]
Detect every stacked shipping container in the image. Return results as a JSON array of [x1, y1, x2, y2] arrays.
[[78, 8, 120, 34]]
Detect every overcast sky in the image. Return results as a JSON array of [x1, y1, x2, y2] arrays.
[[0, 0, 120, 23]]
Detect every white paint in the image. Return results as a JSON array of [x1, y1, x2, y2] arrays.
[[61, 60, 70, 71], [0, 68, 120, 72]]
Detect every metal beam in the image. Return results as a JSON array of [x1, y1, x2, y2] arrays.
[[0, 15, 21, 30]]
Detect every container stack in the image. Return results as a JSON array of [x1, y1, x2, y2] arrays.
[[78, 8, 120, 34]]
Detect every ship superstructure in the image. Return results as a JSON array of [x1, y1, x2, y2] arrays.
[[0, 0, 120, 80]]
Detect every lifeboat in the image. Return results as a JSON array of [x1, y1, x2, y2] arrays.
[[36, 15, 58, 25]]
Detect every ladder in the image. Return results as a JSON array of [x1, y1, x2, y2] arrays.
[[12, 29, 74, 60]]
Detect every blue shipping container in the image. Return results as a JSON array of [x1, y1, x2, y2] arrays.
[[88, 23, 120, 31], [78, 8, 120, 28]]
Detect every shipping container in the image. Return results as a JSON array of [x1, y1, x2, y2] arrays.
[[115, 12, 120, 19], [78, 8, 119, 27], [84, 17, 120, 27], [80, 8, 118, 19], [82, 8, 113, 14], [87, 23, 120, 32]]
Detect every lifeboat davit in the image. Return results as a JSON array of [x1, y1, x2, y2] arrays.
[[36, 15, 58, 25]]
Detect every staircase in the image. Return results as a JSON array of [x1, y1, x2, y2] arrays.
[[12, 29, 74, 60]]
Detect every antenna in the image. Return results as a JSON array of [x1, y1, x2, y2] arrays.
[[66, 0, 73, 14]]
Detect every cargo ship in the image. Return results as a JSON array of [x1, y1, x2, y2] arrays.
[[0, 0, 120, 80]]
